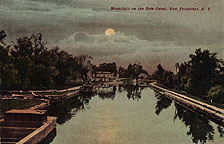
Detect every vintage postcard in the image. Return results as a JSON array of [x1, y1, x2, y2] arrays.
[[0, 0, 223, 144]]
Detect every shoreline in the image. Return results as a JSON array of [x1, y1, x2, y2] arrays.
[[149, 82, 224, 127]]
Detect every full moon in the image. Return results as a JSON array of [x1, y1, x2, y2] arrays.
[[105, 28, 115, 36]]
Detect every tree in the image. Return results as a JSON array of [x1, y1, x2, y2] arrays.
[[152, 64, 175, 88], [178, 62, 190, 90], [184, 49, 220, 96], [174, 63, 180, 88], [97, 62, 117, 74], [162, 71, 175, 88], [175, 63, 179, 74], [77, 54, 93, 81], [153, 64, 165, 83], [153, 48, 223, 103], [127, 63, 146, 83], [0, 33, 94, 90], [0, 30, 7, 42], [0, 30, 20, 90], [10, 33, 52, 89], [118, 66, 128, 78], [208, 85, 224, 104]]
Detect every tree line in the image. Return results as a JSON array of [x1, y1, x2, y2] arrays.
[[152, 48, 224, 104], [1, 31, 222, 104], [0, 31, 92, 90], [0, 31, 148, 90]]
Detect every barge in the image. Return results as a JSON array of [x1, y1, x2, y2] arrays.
[[80, 83, 96, 94], [0, 109, 56, 144]]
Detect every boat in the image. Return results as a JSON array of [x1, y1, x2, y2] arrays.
[[0, 109, 56, 144], [80, 83, 96, 94]]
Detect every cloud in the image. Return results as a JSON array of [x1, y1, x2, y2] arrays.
[[1, 0, 223, 71], [1, 0, 223, 47], [59, 32, 142, 56], [59, 31, 223, 72], [0, 0, 55, 12]]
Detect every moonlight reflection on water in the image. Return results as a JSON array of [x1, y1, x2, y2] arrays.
[[48, 85, 224, 144]]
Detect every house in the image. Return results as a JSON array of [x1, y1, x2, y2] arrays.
[[138, 73, 148, 79], [92, 71, 117, 82]]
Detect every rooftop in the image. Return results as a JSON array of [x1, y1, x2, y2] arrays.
[[5, 109, 47, 115], [94, 71, 113, 74]]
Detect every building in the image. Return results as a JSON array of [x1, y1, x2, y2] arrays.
[[138, 73, 148, 79], [92, 71, 117, 82]]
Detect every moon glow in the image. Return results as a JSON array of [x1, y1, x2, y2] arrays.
[[105, 28, 115, 36]]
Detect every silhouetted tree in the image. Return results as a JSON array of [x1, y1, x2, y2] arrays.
[[176, 49, 222, 97], [127, 63, 147, 84], [118, 66, 129, 78], [154, 49, 223, 102], [186, 49, 220, 96], [153, 64, 175, 88], [0, 32, 93, 90]]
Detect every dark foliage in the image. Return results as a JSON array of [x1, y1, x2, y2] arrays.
[[0, 32, 92, 90], [153, 48, 223, 103]]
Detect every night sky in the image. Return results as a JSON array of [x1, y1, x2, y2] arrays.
[[0, 0, 223, 72]]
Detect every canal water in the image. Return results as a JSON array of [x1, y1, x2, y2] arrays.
[[48, 85, 224, 144]]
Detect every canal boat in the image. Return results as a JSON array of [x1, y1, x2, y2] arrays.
[[0, 109, 56, 144], [80, 83, 96, 94]]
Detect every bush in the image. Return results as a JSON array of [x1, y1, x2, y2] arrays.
[[208, 85, 224, 104]]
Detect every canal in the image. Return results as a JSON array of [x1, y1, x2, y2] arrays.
[[47, 85, 224, 144]]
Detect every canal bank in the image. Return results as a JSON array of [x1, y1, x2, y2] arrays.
[[149, 82, 224, 127]]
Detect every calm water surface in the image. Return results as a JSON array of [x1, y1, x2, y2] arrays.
[[48, 85, 224, 144]]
